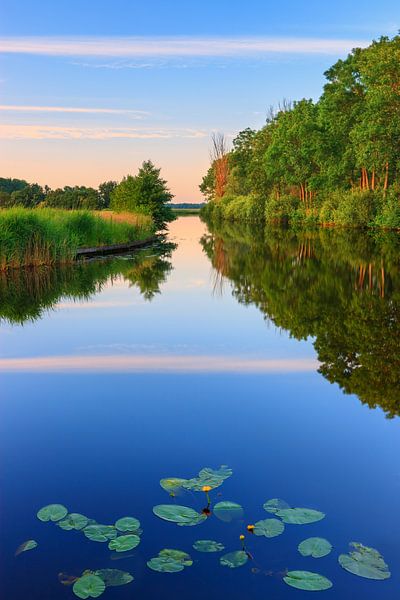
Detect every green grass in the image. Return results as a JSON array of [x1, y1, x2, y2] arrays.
[[171, 208, 201, 215], [0, 208, 155, 270]]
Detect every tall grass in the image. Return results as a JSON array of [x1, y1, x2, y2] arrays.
[[0, 209, 155, 270]]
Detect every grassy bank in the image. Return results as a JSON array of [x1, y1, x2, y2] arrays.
[[201, 189, 400, 230], [0, 208, 155, 270]]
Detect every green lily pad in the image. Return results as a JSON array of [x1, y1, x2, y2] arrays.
[[83, 525, 117, 543], [108, 534, 140, 552], [95, 569, 133, 587], [276, 508, 325, 525], [338, 542, 390, 580], [159, 549, 193, 566], [147, 556, 184, 573], [263, 498, 290, 514], [58, 513, 88, 531], [193, 540, 225, 553], [214, 501, 243, 523], [153, 504, 207, 526], [160, 478, 188, 493], [37, 504, 68, 522], [299, 538, 332, 558], [220, 550, 248, 569], [284, 570, 333, 591], [115, 517, 141, 533], [183, 465, 233, 491], [254, 518, 285, 538], [15, 540, 38, 556], [73, 575, 105, 599]]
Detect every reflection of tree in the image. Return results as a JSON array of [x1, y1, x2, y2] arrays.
[[0, 242, 175, 325], [201, 219, 400, 418]]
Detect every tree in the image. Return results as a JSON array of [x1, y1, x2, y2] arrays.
[[0, 178, 29, 194], [111, 161, 174, 228], [10, 183, 45, 207], [45, 186, 100, 209], [98, 181, 117, 209]]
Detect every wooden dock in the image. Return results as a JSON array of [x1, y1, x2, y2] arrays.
[[75, 236, 159, 258]]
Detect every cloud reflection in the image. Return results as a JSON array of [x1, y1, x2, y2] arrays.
[[0, 354, 319, 373]]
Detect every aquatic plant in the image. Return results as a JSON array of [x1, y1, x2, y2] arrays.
[[220, 550, 248, 569], [263, 498, 290, 514], [253, 518, 284, 538], [213, 501, 243, 523], [193, 540, 225, 553], [95, 569, 133, 587], [37, 504, 68, 522], [147, 549, 193, 573], [58, 513, 88, 531], [275, 507, 325, 525], [298, 538, 332, 558], [108, 534, 141, 552], [15, 540, 38, 556], [153, 504, 207, 526], [338, 542, 390, 580], [73, 574, 105, 599], [114, 517, 141, 533], [283, 571, 333, 591]]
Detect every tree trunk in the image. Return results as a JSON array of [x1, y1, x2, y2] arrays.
[[384, 162, 389, 191]]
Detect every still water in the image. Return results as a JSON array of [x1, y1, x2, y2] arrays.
[[0, 216, 399, 599]]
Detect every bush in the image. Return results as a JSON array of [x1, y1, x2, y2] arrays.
[[265, 195, 299, 224], [373, 190, 400, 229], [333, 191, 380, 227]]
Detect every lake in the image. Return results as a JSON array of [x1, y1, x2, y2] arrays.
[[1, 215, 399, 599]]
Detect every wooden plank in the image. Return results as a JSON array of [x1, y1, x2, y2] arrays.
[[76, 235, 159, 258]]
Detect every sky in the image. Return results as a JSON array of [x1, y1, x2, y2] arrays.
[[0, 1, 399, 202]]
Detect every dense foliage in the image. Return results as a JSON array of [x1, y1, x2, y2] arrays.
[[201, 35, 400, 229], [201, 218, 400, 417], [111, 161, 174, 228]]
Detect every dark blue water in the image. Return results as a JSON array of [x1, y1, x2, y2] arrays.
[[1, 217, 399, 599]]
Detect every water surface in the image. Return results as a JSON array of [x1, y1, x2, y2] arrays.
[[1, 216, 399, 599]]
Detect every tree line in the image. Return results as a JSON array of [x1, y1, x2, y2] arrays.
[[200, 35, 400, 229], [0, 160, 174, 229]]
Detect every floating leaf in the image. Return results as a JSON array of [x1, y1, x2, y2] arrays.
[[108, 534, 140, 552], [15, 540, 38, 556], [159, 549, 193, 566], [160, 478, 188, 494], [83, 525, 117, 543], [95, 569, 133, 587], [58, 514, 88, 531], [276, 508, 325, 525], [254, 518, 285, 538], [115, 517, 141, 533], [299, 538, 332, 558], [183, 465, 233, 491], [263, 498, 290, 514], [284, 570, 333, 591], [214, 501, 243, 523], [37, 504, 68, 522], [193, 540, 225, 553], [220, 550, 248, 569], [59, 572, 79, 586], [73, 575, 105, 599], [147, 556, 184, 573], [153, 504, 207, 526], [338, 542, 390, 580]]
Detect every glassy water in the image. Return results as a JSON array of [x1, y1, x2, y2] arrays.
[[1, 216, 399, 599]]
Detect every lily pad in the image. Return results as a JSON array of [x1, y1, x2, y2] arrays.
[[15, 540, 38, 556], [95, 569, 133, 587], [220, 550, 248, 569], [214, 501, 243, 523], [73, 575, 105, 599], [299, 538, 332, 558], [58, 514, 88, 531], [37, 504, 68, 522], [338, 542, 390, 580], [183, 465, 233, 491], [254, 518, 285, 538], [193, 540, 225, 553], [108, 534, 140, 552], [284, 570, 333, 591], [147, 556, 184, 573], [83, 525, 117, 543], [153, 504, 207, 526], [159, 549, 193, 566], [263, 498, 290, 514], [276, 508, 325, 525], [115, 517, 141, 533], [160, 478, 188, 494]]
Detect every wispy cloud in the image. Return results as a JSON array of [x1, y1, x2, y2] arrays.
[[0, 124, 207, 140], [0, 354, 319, 373], [0, 104, 148, 117], [0, 36, 368, 58]]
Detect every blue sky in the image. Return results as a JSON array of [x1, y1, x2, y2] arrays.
[[0, 0, 399, 201]]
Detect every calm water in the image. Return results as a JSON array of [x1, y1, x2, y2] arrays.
[[1, 216, 399, 599]]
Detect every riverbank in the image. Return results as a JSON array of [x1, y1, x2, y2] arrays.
[[0, 208, 155, 270], [201, 189, 400, 231]]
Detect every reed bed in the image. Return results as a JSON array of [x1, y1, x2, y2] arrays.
[[0, 208, 155, 270]]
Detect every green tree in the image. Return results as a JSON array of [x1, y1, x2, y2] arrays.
[[98, 180, 117, 209], [111, 161, 174, 228]]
